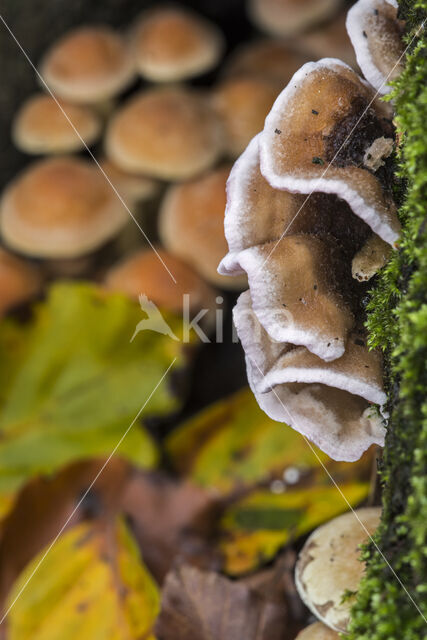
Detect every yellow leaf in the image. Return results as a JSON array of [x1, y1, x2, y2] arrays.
[[219, 481, 370, 576], [5, 518, 160, 640]]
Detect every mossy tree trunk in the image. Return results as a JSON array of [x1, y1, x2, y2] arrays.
[[348, 2, 427, 638]]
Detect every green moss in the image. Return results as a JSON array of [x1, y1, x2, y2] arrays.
[[347, 2, 427, 638]]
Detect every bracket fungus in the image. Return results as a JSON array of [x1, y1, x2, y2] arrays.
[[233, 291, 386, 461], [130, 6, 224, 82], [248, 0, 344, 38], [295, 507, 381, 632], [0, 249, 42, 317], [159, 165, 247, 290], [39, 26, 135, 104], [105, 87, 223, 181], [0, 157, 128, 259], [219, 133, 371, 278], [295, 623, 340, 640], [12, 94, 101, 155], [346, 0, 405, 95], [260, 58, 400, 246]]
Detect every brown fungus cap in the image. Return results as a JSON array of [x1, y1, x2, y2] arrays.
[[104, 247, 217, 316], [0, 157, 128, 259], [12, 94, 101, 155], [234, 291, 386, 461], [212, 76, 279, 159], [159, 165, 246, 289], [235, 234, 355, 361], [99, 158, 160, 208], [294, 12, 358, 70], [295, 622, 340, 639], [105, 87, 224, 180], [346, 0, 405, 95], [352, 233, 391, 281], [131, 6, 224, 82], [224, 39, 308, 85], [248, 0, 344, 37], [219, 133, 371, 277], [295, 507, 381, 632], [39, 26, 135, 104], [260, 58, 401, 246], [0, 249, 42, 316]]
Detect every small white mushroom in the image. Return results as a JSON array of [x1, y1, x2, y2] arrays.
[[346, 0, 405, 95], [259, 58, 401, 246], [233, 291, 385, 461], [352, 233, 391, 281], [295, 507, 382, 632]]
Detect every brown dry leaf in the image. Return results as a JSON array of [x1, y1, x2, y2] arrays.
[[0, 457, 130, 609], [155, 564, 288, 640], [121, 471, 222, 582]]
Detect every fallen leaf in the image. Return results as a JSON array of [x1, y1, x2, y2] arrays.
[[166, 388, 330, 496], [155, 564, 288, 640], [4, 518, 160, 640], [0, 458, 130, 608], [0, 283, 187, 507], [218, 481, 370, 576], [121, 471, 221, 583]]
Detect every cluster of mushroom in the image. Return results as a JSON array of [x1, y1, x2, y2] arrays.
[[294, 507, 381, 637], [220, 0, 405, 461]]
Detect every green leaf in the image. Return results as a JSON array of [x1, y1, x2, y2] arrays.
[[166, 388, 330, 495], [0, 282, 186, 502], [5, 518, 160, 640]]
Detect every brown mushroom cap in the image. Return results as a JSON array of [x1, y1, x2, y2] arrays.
[[105, 87, 224, 180], [352, 233, 391, 281], [12, 94, 101, 155], [295, 622, 340, 639], [219, 133, 371, 277], [295, 507, 381, 632], [104, 247, 217, 315], [248, 0, 344, 37], [0, 248, 42, 316], [131, 7, 224, 82], [260, 59, 400, 246], [0, 157, 128, 259], [346, 0, 405, 95], [224, 39, 308, 85], [234, 291, 385, 461], [99, 158, 160, 207], [294, 12, 358, 70], [213, 76, 279, 158], [236, 235, 355, 361], [39, 26, 135, 104], [159, 165, 246, 289]]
